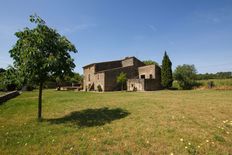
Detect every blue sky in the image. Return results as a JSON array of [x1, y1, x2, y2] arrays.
[[0, 0, 232, 74]]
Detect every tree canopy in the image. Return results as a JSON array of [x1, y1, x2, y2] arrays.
[[9, 14, 77, 121], [161, 51, 173, 88], [0, 68, 6, 73], [1, 66, 22, 91], [174, 64, 197, 90], [142, 60, 159, 66]]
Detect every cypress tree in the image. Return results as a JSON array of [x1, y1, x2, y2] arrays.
[[161, 51, 173, 88]]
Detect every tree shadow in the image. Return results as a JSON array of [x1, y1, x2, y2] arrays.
[[45, 107, 130, 128]]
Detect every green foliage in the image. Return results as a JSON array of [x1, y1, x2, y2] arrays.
[[9, 14, 77, 120], [214, 134, 225, 142], [9, 14, 77, 84], [161, 51, 173, 88], [0, 68, 6, 73], [174, 64, 197, 89], [53, 72, 83, 89], [196, 72, 232, 80], [142, 60, 159, 66], [116, 72, 127, 91], [97, 84, 103, 92], [70, 73, 83, 84], [0, 70, 4, 90], [198, 79, 232, 87], [0, 66, 23, 91]]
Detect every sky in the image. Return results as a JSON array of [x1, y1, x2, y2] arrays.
[[0, 0, 232, 74]]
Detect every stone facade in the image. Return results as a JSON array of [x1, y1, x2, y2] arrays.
[[83, 57, 161, 91]]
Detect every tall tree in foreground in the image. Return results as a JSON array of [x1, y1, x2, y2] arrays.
[[161, 51, 173, 88], [9, 14, 77, 121], [116, 72, 127, 91]]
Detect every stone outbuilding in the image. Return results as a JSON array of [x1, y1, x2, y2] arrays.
[[83, 57, 161, 91], [127, 64, 161, 91]]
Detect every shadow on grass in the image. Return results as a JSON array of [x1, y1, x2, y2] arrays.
[[45, 107, 130, 127]]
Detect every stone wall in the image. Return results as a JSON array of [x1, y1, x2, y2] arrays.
[[83, 65, 96, 91], [138, 64, 161, 80], [104, 66, 138, 91], [138, 65, 155, 79], [127, 79, 145, 91], [133, 57, 145, 68], [127, 79, 161, 91], [95, 61, 122, 72], [121, 58, 134, 67], [0, 91, 20, 105], [144, 79, 162, 90], [155, 65, 161, 81], [122, 57, 145, 68], [94, 72, 105, 91]]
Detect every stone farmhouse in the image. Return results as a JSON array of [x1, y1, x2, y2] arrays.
[[83, 57, 161, 91]]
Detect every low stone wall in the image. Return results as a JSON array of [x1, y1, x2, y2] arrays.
[[127, 79, 162, 91], [0, 91, 20, 105]]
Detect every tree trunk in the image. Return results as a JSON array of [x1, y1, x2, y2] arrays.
[[38, 82, 43, 122], [121, 83, 123, 91]]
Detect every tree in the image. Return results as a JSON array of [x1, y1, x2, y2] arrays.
[[143, 60, 159, 66], [116, 72, 127, 91], [0, 68, 6, 73], [9, 14, 77, 121], [173, 64, 197, 89], [161, 51, 173, 88], [70, 72, 83, 86], [0, 66, 23, 91], [0, 68, 6, 90]]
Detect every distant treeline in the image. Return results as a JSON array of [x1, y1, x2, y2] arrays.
[[196, 72, 232, 80]]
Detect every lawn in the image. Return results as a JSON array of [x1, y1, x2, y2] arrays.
[[0, 92, 6, 96], [0, 90, 232, 155]]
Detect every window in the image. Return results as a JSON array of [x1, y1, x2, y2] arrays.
[[141, 75, 145, 79], [149, 74, 153, 79]]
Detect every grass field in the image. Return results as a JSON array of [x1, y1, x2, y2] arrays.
[[0, 92, 6, 95], [0, 90, 232, 154], [172, 79, 232, 90], [198, 79, 232, 88]]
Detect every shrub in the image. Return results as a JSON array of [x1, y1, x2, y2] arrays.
[[207, 81, 214, 89], [97, 85, 103, 92], [174, 64, 197, 90], [116, 72, 127, 91]]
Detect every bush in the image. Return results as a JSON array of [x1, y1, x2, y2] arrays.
[[116, 72, 127, 91], [6, 84, 17, 91], [97, 85, 103, 92], [25, 85, 35, 91], [174, 64, 197, 90], [0, 67, 24, 91], [207, 81, 214, 89]]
